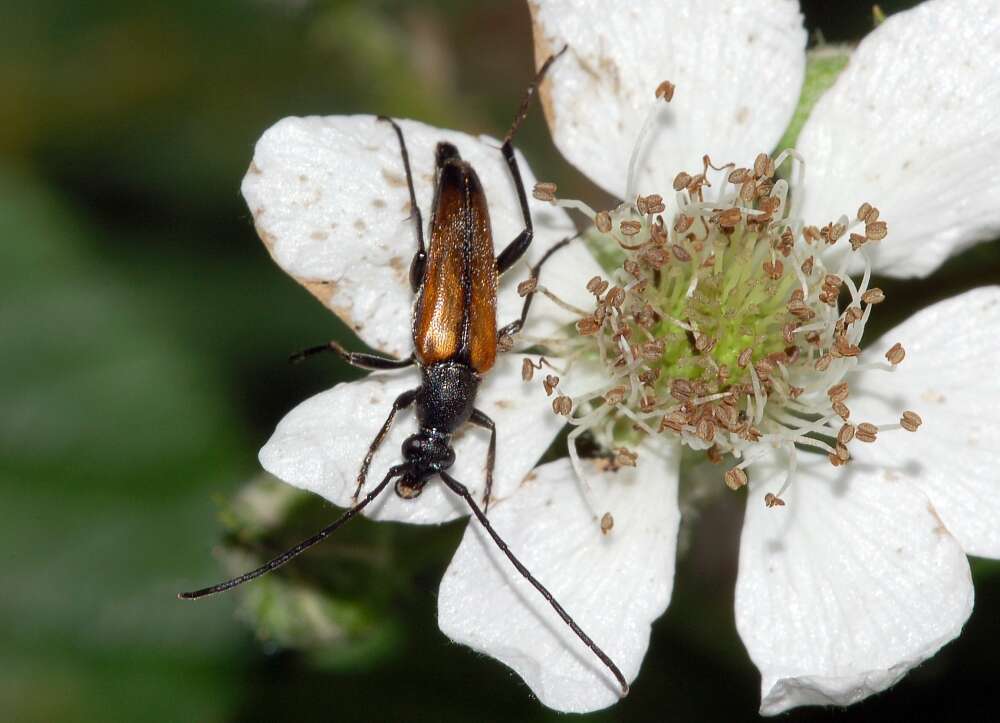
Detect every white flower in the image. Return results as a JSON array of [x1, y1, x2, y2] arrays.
[[241, 0, 1000, 716], [440, 0, 1000, 715]]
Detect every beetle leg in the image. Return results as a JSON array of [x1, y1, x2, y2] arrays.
[[498, 233, 578, 343], [378, 116, 426, 292], [290, 340, 415, 370], [353, 388, 418, 503], [469, 409, 497, 514]]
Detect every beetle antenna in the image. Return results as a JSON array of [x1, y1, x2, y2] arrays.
[[503, 44, 569, 144], [178, 466, 401, 600], [438, 470, 630, 697]]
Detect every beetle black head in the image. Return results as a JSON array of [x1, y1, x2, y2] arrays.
[[395, 431, 455, 498]]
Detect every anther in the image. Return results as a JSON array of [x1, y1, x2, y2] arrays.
[[620, 220, 641, 237], [552, 395, 573, 415], [517, 278, 538, 297], [543, 375, 560, 396], [885, 342, 905, 365], [521, 358, 535, 381], [725, 467, 748, 490], [857, 202, 873, 221], [764, 493, 785, 508], [900, 410, 922, 432], [600, 512, 615, 534], [655, 80, 676, 102], [855, 422, 878, 443], [862, 288, 886, 304], [532, 181, 557, 202], [865, 221, 888, 241], [614, 447, 638, 467], [837, 423, 856, 445], [673, 172, 692, 191], [595, 210, 613, 233]]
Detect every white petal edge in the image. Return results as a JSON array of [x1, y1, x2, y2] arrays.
[[797, 0, 1000, 278], [848, 286, 1000, 558], [438, 442, 681, 712], [530, 0, 806, 200], [258, 353, 567, 524], [242, 115, 601, 357], [735, 450, 973, 716]]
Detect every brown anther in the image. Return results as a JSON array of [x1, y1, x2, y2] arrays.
[[843, 306, 864, 324], [815, 353, 833, 371], [763, 259, 784, 280], [635, 195, 648, 215], [576, 316, 601, 336], [823, 274, 843, 289], [586, 275, 609, 296], [696, 419, 717, 443], [818, 289, 837, 306], [805, 331, 821, 346], [827, 382, 849, 403], [655, 80, 676, 102], [837, 423, 856, 445], [694, 333, 716, 354], [542, 374, 560, 396], [718, 207, 742, 227], [885, 342, 905, 365], [788, 384, 805, 399], [764, 493, 785, 508], [724, 467, 748, 491], [836, 443, 851, 462], [864, 206, 880, 224], [623, 259, 643, 278], [862, 288, 886, 304], [753, 152, 773, 178], [521, 358, 535, 382], [800, 255, 815, 276], [671, 244, 691, 262], [833, 337, 862, 357], [789, 288, 805, 303], [832, 401, 851, 420], [605, 286, 626, 308], [855, 422, 878, 443], [782, 322, 798, 344], [643, 194, 665, 214], [857, 202, 873, 222], [717, 365, 731, 384], [760, 196, 781, 215], [600, 512, 615, 534], [595, 210, 613, 233], [614, 447, 638, 467], [706, 444, 722, 464], [673, 171, 692, 191], [620, 219, 642, 237], [737, 347, 753, 368], [640, 340, 666, 360], [673, 213, 694, 233], [849, 233, 868, 251], [865, 221, 888, 241], [532, 181, 557, 202], [603, 385, 627, 405], [901, 410, 923, 432], [517, 278, 537, 297], [642, 245, 669, 269], [755, 358, 774, 380], [803, 225, 821, 243], [739, 179, 756, 203], [659, 412, 686, 433], [552, 395, 573, 415], [830, 223, 847, 242], [670, 378, 693, 401], [729, 167, 750, 184], [828, 452, 845, 467]]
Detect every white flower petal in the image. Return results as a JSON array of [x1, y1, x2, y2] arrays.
[[438, 443, 681, 712], [530, 0, 806, 200], [242, 115, 590, 357], [735, 451, 973, 716], [797, 0, 1000, 278], [849, 286, 1000, 558], [259, 354, 565, 524]]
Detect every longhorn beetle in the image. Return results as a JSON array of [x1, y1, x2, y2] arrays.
[[180, 47, 629, 696]]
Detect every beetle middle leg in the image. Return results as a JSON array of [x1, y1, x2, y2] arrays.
[[469, 409, 497, 513], [290, 340, 415, 370], [353, 387, 418, 503], [498, 233, 577, 343]]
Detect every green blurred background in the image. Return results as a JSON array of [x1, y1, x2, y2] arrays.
[[3, 1, 998, 721]]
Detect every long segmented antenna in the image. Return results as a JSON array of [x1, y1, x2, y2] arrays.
[[439, 470, 630, 698], [178, 467, 400, 600]]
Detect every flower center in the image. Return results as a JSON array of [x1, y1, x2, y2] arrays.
[[529, 144, 921, 507]]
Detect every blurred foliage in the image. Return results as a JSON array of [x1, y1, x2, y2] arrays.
[[1, 1, 998, 722]]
